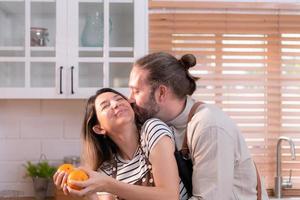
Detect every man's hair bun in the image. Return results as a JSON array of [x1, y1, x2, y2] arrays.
[[179, 54, 196, 70]]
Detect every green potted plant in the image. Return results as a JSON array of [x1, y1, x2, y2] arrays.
[[24, 158, 56, 200]]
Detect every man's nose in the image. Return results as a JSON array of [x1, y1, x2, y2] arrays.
[[128, 92, 135, 104]]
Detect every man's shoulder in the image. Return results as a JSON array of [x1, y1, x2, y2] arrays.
[[191, 103, 220, 125], [189, 103, 240, 140], [194, 102, 232, 120]]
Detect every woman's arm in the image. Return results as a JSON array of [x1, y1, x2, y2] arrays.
[[68, 136, 179, 200]]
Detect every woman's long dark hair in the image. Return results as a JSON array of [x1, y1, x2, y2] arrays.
[[81, 88, 142, 170]]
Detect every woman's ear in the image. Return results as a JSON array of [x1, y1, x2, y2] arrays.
[[92, 124, 106, 135]]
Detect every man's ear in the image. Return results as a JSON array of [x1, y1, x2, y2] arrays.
[[92, 124, 106, 135], [156, 85, 168, 103]]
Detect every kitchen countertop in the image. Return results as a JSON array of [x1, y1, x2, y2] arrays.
[[270, 198, 300, 200], [4, 196, 300, 200], [0, 198, 54, 200], [6, 196, 300, 200], [268, 189, 300, 199]]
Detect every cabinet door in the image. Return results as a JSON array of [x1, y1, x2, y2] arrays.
[[0, 0, 68, 98], [0, 1, 26, 98], [30, 0, 66, 98], [107, 1, 134, 95], [67, 0, 147, 98], [0, 0, 146, 98], [107, 0, 147, 95], [67, 0, 105, 98]]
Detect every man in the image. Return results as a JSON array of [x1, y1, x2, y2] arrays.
[[128, 52, 269, 200]]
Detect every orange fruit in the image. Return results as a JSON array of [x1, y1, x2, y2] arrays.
[[57, 164, 74, 174], [67, 169, 89, 190]]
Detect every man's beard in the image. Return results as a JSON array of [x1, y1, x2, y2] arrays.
[[132, 92, 159, 124]]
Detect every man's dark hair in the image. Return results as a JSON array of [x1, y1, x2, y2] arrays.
[[135, 52, 199, 99]]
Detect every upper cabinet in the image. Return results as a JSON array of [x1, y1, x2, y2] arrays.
[[0, 0, 147, 98]]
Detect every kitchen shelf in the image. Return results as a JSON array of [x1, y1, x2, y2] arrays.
[[107, 57, 134, 62], [110, 47, 133, 52], [78, 0, 104, 3], [0, 46, 24, 51], [110, 0, 133, 3], [78, 47, 133, 52], [31, 47, 55, 51], [79, 47, 103, 52], [78, 57, 104, 62], [31, 0, 56, 2], [30, 57, 56, 62], [0, 57, 25, 62], [77, 0, 133, 2]]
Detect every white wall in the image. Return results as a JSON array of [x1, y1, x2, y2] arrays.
[[0, 99, 86, 196]]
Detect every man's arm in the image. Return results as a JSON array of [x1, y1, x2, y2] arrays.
[[188, 123, 235, 200]]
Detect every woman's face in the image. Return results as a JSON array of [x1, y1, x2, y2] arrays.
[[94, 92, 135, 134]]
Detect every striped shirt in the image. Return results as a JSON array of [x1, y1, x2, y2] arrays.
[[99, 118, 188, 200]]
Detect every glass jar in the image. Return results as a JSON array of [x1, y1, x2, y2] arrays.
[[63, 156, 80, 167], [30, 27, 49, 46], [81, 11, 103, 47], [81, 11, 112, 47]]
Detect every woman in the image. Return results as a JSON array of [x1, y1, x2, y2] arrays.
[[53, 88, 188, 200]]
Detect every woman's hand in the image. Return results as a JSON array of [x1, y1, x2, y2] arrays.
[[53, 171, 69, 195], [67, 167, 111, 198]]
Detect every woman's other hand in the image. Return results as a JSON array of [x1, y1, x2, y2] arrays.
[[67, 167, 111, 198], [53, 171, 69, 195]]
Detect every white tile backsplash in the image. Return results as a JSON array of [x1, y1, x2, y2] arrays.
[[0, 100, 85, 196], [40, 100, 86, 117], [0, 162, 22, 182], [0, 119, 20, 138], [42, 139, 81, 160], [0, 100, 41, 117], [0, 139, 41, 161], [21, 118, 63, 139], [0, 182, 34, 196], [64, 118, 82, 139]]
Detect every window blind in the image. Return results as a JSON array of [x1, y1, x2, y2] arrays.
[[149, 1, 300, 189]]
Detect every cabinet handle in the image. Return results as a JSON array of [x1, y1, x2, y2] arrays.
[[71, 66, 74, 94], [59, 66, 63, 94]]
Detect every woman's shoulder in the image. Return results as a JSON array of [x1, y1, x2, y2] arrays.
[[140, 118, 174, 157], [141, 118, 173, 142], [141, 118, 171, 134], [143, 117, 166, 127]]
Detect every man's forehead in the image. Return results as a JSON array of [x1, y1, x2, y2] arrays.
[[129, 67, 149, 87]]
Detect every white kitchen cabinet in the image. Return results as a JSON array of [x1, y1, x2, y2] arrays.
[[0, 0, 147, 98]]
